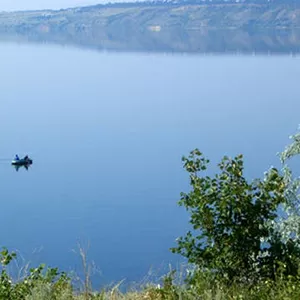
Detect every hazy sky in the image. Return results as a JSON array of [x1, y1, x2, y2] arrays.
[[0, 0, 124, 11]]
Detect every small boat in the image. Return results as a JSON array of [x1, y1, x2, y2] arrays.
[[11, 156, 33, 166]]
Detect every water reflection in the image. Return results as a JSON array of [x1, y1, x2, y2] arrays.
[[0, 28, 300, 55], [13, 164, 31, 172]]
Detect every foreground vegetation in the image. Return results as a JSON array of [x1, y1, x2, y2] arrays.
[[2, 251, 300, 299], [2, 253, 300, 300], [2, 127, 300, 299]]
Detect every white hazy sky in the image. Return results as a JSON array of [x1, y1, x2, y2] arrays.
[[0, 0, 127, 11]]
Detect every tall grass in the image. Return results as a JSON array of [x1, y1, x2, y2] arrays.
[[2, 245, 300, 300], [24, 273, 300, 300]]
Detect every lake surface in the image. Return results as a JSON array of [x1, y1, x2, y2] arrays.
[[0, 43, 299, 287]]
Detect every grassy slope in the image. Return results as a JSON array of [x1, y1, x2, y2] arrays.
[[24, 276, 300, 300], [1, 3, 300, 30]]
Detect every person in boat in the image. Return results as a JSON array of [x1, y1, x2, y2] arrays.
[[24, 155, 29, 160], [15, 154, 20, 161]]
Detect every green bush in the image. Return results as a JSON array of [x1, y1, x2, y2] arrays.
[[0, 247, 71, 300], [171, 149, 300, 283]]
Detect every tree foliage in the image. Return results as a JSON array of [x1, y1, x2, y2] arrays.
[[171, 149, 300, 282], [271, 128, 300, 253]]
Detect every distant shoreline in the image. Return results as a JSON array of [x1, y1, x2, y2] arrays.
[[1, 2, 300, 54], [1, 1, 300, 28], [9, 0, 300, 13]]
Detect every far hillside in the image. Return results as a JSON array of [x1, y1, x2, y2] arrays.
[[0, 1, 300, 53]]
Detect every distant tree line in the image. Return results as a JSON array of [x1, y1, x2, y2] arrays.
[[80, 0, 300, 10]]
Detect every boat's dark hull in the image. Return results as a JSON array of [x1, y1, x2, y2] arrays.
[[11, 159, 33, 166]]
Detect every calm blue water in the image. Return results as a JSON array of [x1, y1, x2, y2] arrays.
[[0, 43, 299, 286]]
